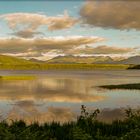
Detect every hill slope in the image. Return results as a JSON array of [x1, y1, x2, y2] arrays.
[[0, 55, 33, 65], [118, 56, 140, 65]]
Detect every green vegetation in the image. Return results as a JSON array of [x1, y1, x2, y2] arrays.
[[0, 63, 130, 70], [100, 83, 140, 90], [0, 75, 36, 80], [0, 55, 33, 65], [0, 105, 140, 140]]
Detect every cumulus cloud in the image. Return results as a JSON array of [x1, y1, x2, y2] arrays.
[[0, 12, 78, 37], [10, 30, 43, 38], [3, 51, 41, 58], [80, 0, 140, 30], [0, 36, 138, 60], [67, 45, 134, 55], [0, 36, 104, 55]]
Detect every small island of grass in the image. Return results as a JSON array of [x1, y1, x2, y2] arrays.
[[0, 75, 36, 80], [100, 83, 140, 90], [128, 65, 140, 69]]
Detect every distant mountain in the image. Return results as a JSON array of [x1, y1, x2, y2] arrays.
[[46, 55, 140, 65], [29, 58, 44, 63], [118, 56, 140, 65], [47, 55, 115, 64], [1, 54, 140, 65]]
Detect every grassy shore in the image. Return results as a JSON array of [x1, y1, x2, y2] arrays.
[[0, 75, 36, 80], [100, 83, 140, 90], [0, 63, 130, 70], [0, 106, 140, 140]]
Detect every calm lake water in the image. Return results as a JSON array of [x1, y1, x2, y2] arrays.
[[0, 70, 140, 123]]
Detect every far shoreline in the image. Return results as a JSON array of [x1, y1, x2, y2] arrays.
[[0, 63, 133, 70]]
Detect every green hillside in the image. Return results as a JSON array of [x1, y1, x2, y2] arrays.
[[0, 55, 33, 65]]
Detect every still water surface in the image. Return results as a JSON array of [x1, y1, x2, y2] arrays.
[[0, 70, 140, 123]]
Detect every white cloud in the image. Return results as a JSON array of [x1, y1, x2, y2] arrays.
[[68, 45, 134, 55], [0, 12, 78, 38], [0, 36, 104, 59]]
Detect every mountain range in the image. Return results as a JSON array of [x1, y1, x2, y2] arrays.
[[0, 54, 140, 65], [45, 55, 140, 65]]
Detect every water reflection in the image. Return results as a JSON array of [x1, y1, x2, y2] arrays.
[[5, 100, 127, 124], [6, 101, 76, 124], [0, 70, 140, 123], [0, 78, 105, 102]]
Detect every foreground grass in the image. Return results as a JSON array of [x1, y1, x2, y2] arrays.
[[0, 63, 130, 70], [100, 83, 140, 90], [0, 106, 140, 140], [0, 75, 36, 80]]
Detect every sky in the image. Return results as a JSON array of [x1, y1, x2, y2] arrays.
[[0, 0, 140, 60]]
